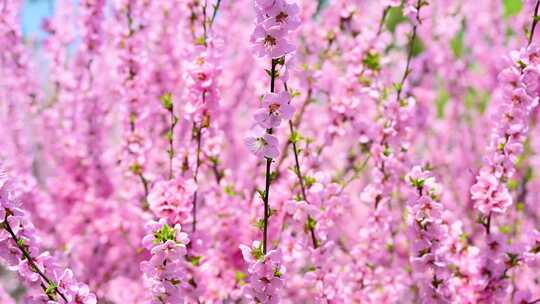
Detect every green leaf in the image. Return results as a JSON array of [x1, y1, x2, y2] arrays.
[[235, 271, 247, 285], [502, 0, 523, 18], [517, 59, 528, 69], [304, 176, 316, 188], [304, 265, 317, 273], [357, 75, 372, 86], [507, 179, 519, 191], [265, 69, 279, 78], [386, 7, 407, 33], [399, 98, 410, 107], [153, 224, 177, 244], [289, 131, 302, 144], [290, 89, 301, 98], [499, 225, 512, 234], [254, 219, 265, 230], [224, 185, 237, 196], [362, 52, 381, 71], [411, 36, 424, 57], [189, 255, 203, 266], [525, 166, 534, 182], [464, 87, 491, 114], [450, 28, 465, 58], [256, 189, 266, 199], [435, 88, 450, 119], [505, 26, 516, 39], [161, 92, 173, 111], [305, 217, 317, 231], [165, 130, 173, 141], [270, 171, 278, 182], [383, 146, 392, 157], [409, 177, 425, 190], [251, 244, 264, 260], [393, 82, 403, 92], [45, 281, 58, 296], [130, 163, 142, 175], [195, 36, 206, 45], [506, 252, 520, 268]]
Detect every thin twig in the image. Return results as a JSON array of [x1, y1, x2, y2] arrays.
[[288, 120, 319, 248], [210, 0, 222, 27], [396, 0, 422, 101], [262, 59, 278, 254], [136, 171, 149, 209], [192, 122, 203, 233], [2, 213, 68, 302], [529, 0, 540, 45], [376, 7, 390, 37], [201, 0, 208, 47]]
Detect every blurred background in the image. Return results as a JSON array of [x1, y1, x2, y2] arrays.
[[22, 0, 54, 39]]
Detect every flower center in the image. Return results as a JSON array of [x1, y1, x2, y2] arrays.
[[197, 72, 208, 81], [257, 137, 268, 147], [264, 35, 277, 47], [530, 52, 540, 64], [511, 94, 522, 105], [276, 12, 288, 23], [269, 103, 281, 113]]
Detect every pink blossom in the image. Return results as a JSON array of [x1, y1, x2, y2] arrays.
[[254, 91, 295, 128], [141, 220, 190, 304], [69, 284, 98, 304], [244, 127, 280, 158], [2, 0, 540, 303], [251, 24, 295, 58], [240, 242, 285, 304], [521, 67, 540, 96], [260, 1, 301, 32], [147, 178, 197, 224], [471, 170, 512, 214]]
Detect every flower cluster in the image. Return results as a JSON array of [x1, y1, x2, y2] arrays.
[[141, 219, 190, 304], [240, 242, 285, 303], [242, 2, 301, 301], [0, 169, 96, 303], [185, 50, 222, 118], [254, 91, 295, 129], [147, 177, 197, 225], [471, 45, 540, 215], [406, 166, 453, 303], [3, 0, 540, 303], [251, 0, 300, 59], [245, 0, 300, 160]]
